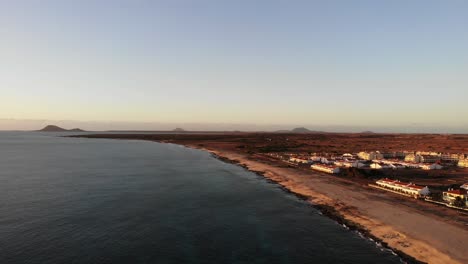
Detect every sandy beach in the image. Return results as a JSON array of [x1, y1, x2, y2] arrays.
[[187, 145, 468, 264]]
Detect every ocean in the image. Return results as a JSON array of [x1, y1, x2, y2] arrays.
[[0, 132, 401, 263]]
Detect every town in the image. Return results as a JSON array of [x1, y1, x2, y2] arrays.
[[277, 150, 468, 209]]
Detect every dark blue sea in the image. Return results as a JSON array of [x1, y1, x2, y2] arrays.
[[0, 132, 401, 263]]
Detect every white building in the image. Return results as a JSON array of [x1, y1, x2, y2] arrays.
[[458, 158, 468, 168], [289, 157, 311, 164], [311, 164, 340, 174], [440, 153, 461, 162], [405, 154, 440, 163], [376, 178, 430, 197], [420, 163, 443, 170], [358, 151, 384, 161], [370, 163, 387, 169]]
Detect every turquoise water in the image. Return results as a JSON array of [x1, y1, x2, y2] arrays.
[[0, 132, 401, 263]]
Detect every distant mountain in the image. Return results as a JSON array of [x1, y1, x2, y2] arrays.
[[275, 127, 325, 133], [361, 131, 375, 134], [291, 127, 312, 133], [172, 128, 186, 132], [38, 125, 85, 132]]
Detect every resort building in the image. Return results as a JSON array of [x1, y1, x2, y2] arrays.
[[458, 157, 468, 168], [289, 157, 311, 164], [334, 160, 365, 168], [404, 154, 440, 163], [358, 151, 384, 161], [404, 153, 418, 162], [370, 163, 388, 170], [420, 163, 443, 170], [442, 189, 468, 206], [311, 164, 340, 174], [375, 178, 430, 198], [440, 153, 461, 163]]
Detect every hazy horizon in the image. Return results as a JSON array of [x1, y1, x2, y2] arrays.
[[1, 1, 467, 131], [2, 118, 468, 134]]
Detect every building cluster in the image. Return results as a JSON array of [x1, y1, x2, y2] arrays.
[[286, 150, 453, 172], [287, 154, 346, 174], [357, 151, 468, 170], [374, 178, 468, 207], [358, 151, 467, 166], [357, 151, 409, 160], [441, 183, 468, 207], [375, 178, 430, 198]]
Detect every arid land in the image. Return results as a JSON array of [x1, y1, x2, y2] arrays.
[[71, 132, 468, 264]]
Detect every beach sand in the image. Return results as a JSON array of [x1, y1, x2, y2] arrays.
[[191, 146, 468, 264]]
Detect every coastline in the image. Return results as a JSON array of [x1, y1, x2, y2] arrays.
[[178, 143, 466, 264], [205, 150, 415, 263], [65, 134, 468, 264]]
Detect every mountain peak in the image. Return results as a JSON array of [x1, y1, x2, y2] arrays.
[[38, 125, 85, 132]]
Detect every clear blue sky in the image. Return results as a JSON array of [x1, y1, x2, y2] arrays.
[[1, 0, 467, 131]]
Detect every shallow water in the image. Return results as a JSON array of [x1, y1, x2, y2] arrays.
[[0, 132, 401, 263]]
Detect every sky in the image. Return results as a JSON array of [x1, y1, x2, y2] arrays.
[[1, 0, 467, 132]]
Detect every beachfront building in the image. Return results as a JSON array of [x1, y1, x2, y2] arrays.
[[420, 163, 443, 170], [377, 159, 406, 169], [402, 162, 422, 169], [311, 164, 340, 174], [420, 155, 440, 163], [404, 153, 416, 162], [370, 163, 387, 170], [358, 151, 384, 161], [405, 154, 440, 163], [289, 157, 312, 164], [442, 189, 468, 206], [335, 161, 365, 168], [458, 157, 468, 168], [375, 178, 430, 198], [440, 153, 461, 163]]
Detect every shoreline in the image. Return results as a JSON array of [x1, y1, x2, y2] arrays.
[[176, 143, 465, 264], [198, 147, 422, 264]]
